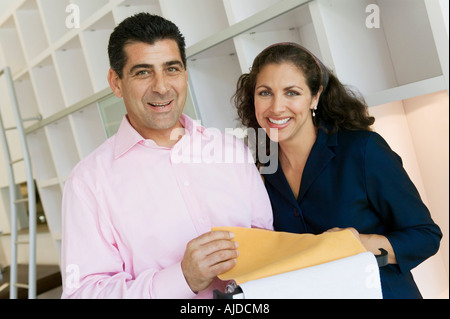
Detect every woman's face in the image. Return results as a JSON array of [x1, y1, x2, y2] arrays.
[[254, 62, 320, 144]]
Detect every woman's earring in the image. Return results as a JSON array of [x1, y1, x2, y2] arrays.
[[312, 106, 317, 117]]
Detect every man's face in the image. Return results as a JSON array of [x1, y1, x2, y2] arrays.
[[108, 39, 188, 144]]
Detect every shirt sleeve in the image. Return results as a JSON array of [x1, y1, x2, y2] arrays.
[[61, 174, 197, 299], [364, 133, 442, 273], [243, 142, 274, 231]]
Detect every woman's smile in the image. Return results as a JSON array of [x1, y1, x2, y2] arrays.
[[267, 117, 292, 128]]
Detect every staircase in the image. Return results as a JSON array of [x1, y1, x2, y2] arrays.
[[0, 264, 61, 299]]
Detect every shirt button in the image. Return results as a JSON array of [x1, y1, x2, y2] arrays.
[[198, 218, 204, 224], [184, 181, 190, 187]]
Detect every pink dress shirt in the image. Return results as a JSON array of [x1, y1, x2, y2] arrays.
[[61, 114, 273, 299]]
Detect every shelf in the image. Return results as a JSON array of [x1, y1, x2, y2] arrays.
[[0, 187, 11, 231], [189, 39, 242, 130], [160, 0, 230, 47], [378, 0, 442, 86], [38, 0, 109, 46], [13, 72, 40, 128], [53, 35, 94, 106], [0, 156, 9, 188], [4, 129, 27, 185], [70, 0, 109, 25], [26, 128, 57, 181], [185, 0, 311, 58], [0, 71, 16, 129], [235, 3, 316, 73], [25, 87, 113, 135], [37, 184, 62, 237], [44, 117, 80, 179], [113, 0, 162, 24], [365, 76, 447, 108], [0, 0, 17, 20], [0, 16, 27, 76], [315, 0, 443, 97], [80, 12, 116, 92], [37, 0, 71, 45], [4, 130, 23, 168], [37, 177, 60, 189], [70, 103, 106, 158], [223, 0, 282, 24], [29, 55, 65, 118], [14, 0, 49, 63], [0, 185, 28, 232]]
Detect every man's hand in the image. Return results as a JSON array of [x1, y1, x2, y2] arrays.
[[181, 231, 239, 293]]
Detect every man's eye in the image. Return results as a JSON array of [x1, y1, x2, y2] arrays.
[[136, 70, 150, 76], [167, 67, 181, 73]]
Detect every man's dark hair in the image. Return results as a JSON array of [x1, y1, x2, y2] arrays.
[[108, 13, 187, 78]]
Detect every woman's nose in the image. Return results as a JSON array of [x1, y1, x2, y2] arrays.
[[270, 94, 286, 113]]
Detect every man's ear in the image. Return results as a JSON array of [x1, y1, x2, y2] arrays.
[[107, 68, 123, 98]]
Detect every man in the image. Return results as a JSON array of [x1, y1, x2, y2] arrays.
[[61, 13, 273, 298]]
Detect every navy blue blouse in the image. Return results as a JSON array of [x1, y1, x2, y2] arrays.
[[262, 127, 442, 299]]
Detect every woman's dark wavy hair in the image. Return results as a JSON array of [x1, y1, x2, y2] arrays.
[[233, 43, 375, 165]]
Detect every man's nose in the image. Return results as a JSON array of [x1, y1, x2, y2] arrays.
[[152, 74, 169, 95]]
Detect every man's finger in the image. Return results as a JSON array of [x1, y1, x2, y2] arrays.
[[194, 231, 235, 245], [201, 238, 238, 257], [209, 258, 238, 277]]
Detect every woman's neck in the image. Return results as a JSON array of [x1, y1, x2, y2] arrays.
[[279, 125, 318, 171]]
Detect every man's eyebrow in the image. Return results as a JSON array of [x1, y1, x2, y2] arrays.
[[129, 60, 184, 74], [165, 60, 184, 68]]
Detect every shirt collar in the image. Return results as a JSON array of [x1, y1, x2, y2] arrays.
[[113, 114, 207, 159], [179, 113, 207, 137]]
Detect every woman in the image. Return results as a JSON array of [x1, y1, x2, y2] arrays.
[[234, 42, 442, 299]]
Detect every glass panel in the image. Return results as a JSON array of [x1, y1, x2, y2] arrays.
[[97, 94, 126, 138]]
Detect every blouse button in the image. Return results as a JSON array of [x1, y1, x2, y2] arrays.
[[293, 209, 301, 217]]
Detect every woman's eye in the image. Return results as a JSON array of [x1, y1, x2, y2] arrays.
[[287, 91, 300, 96], [258, 91, 271, 96]]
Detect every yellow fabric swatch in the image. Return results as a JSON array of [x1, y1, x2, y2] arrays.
[[212, 227, 366, 285]]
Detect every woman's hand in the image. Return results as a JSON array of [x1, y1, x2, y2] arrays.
[[325, 227, 397, 264]]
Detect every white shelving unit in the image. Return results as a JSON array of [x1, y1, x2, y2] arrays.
[[0, 0, 448, 298]]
